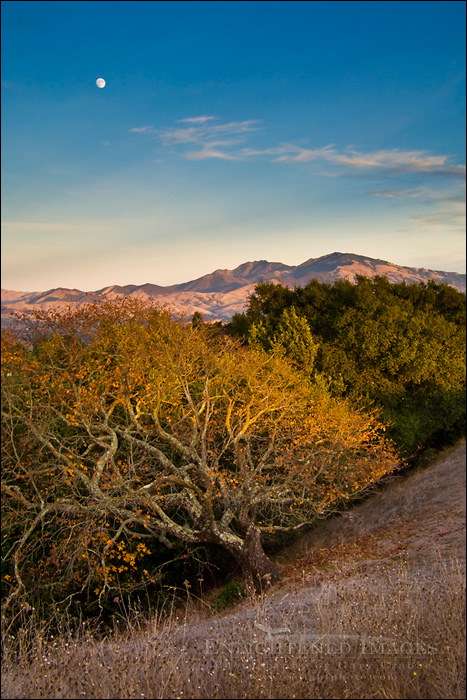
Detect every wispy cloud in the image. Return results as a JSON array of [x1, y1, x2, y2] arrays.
[[369, 185, 466, 235], [184, 149, 239, 161], [129, 125, 155, 133], [371, 188, 427, 198], [370, 185, 466, 202], [131, 116, 261, 159], [224, 142, 465, 178], [130, 116, 465, 181], [177, 116, 216, 124], [159, 119, 260, 149], [408, 200, 466, 232], [272, 146, 466, 178]]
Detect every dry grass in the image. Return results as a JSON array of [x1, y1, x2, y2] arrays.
[[2, 442, 465, 699]]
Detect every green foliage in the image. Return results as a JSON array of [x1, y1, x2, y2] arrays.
[[212, 579, 246, 610], [228, 276, 466, 455], [249, 306, 319, 373]]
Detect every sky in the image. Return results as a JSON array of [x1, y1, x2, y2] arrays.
[[1, 0, 466, 292]]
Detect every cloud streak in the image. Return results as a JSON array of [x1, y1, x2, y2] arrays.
[[159, 119, 260, 152], [408, 200, 466, 232], [177, 116, 217, 124], [370, 185, 466, 202], [367, 184, 466, 236], [130, 116, 466, 180], [131, 117, 261, 159], [184, 149, 239, 161], [129, 125, 155, 134], [265, 145, 466, 178]]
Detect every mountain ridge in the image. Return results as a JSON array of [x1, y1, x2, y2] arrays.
[[2, 252, 465, 324]]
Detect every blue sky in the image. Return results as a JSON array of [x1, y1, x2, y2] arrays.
[[2, 0, 465, 291]]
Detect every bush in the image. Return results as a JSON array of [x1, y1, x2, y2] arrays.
[[211, 579, 247, 611]]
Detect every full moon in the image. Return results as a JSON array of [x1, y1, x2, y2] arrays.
[[96, 78, 106, 88]]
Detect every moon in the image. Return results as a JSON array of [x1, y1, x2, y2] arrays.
[[96, 78, 106, 88]]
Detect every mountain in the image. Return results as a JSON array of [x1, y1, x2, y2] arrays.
[[2, 252, 465, 325], [172, 260, 295, 293]]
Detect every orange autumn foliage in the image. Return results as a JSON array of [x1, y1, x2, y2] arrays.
[[2, 299, 398, 615]]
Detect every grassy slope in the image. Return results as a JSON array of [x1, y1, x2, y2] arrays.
[[2, 441, 465, 699]]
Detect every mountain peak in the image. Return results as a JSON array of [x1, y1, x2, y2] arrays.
[[2, 253, 465, 326]]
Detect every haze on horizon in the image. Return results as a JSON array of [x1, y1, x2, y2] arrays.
[[1, 0, 466, 293]]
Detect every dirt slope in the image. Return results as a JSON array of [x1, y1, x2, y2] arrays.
[[277, 439, 466, 586], [2, 442, 464, 699], [170, 440, 466, 643]]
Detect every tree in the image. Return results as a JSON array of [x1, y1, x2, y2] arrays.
[[249, 306, 319, 374], [2, 300, 397, 615], [191, 311, 204, 329], [230, 277, 466, 455]]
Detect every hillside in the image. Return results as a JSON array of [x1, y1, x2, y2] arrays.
[[2, 252, 466, 324], [2, 441, 465, 699]]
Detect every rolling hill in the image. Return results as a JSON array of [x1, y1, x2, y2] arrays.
[[2, 252, 465, 324]]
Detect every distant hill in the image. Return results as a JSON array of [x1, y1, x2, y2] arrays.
[[2, 252, 465, 324]]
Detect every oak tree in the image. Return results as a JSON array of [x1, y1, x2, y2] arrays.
[[2, 300, 397, 614]]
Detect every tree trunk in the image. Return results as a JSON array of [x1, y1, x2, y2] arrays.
[[226, 525, 282, 586]]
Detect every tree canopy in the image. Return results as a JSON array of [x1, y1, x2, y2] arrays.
[[2, 299, 397, 617], [229, 277, 466, 455]]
